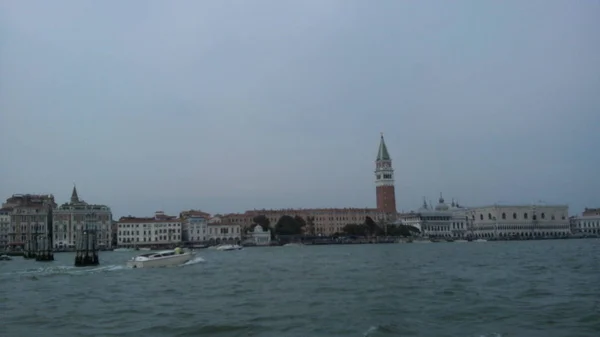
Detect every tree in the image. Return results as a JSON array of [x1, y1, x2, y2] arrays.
[[306, 216, 316, 236], [381, 224, 421, 237], [342, 224, 369, 236], [364, 216, 379, 236], [274, 215, 303, 236], [253, 215, 271, 231], [294, 215, 307, 232]]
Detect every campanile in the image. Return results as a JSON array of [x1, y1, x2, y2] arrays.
[[375, 133, 397, 214]]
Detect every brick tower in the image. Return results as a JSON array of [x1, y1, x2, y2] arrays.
[[375, 133, 397, 214]]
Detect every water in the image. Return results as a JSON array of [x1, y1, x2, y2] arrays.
[[1, 240, 599, 337]]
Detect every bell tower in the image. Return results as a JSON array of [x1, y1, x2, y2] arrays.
[[375, 133, 397, 214]]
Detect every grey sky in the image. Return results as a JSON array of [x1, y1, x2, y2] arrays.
[[1, 0, 599, 218]]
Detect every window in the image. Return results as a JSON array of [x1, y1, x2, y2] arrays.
[[502, 213, 506, 220], [488, 213, 492, 220], [524, 213, 528, 219], [480, 214, 483, 220], [541, 213, 545, 219], [513, 213, 517, 219]]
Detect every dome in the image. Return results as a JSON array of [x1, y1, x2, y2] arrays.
[[435, 193, 449, 211]]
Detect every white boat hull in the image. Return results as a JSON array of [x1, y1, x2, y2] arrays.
[[127, 252, 194, 268], [216, 244, 243, 251]]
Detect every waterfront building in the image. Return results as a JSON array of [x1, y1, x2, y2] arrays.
[[399, 195, 468, 238], [117, 211, 182, 247], [0, 208, 11, 250], [244, 224, 272, 246], [572, 208, 600, 236], [219, 208, 388, 237], [52, 186, 113, 250], [206, 215, 241, 244], [467, 204, 570, 239], [183, 216, 208, 243], [5, 194, 57, 250]]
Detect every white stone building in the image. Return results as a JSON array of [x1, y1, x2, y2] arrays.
[[206, 216, 241, 244], [53, 186, 113, 250], [244, 224, 272, 246], [572, 208, 600, 236], [467, 204, 570, 239], [117, 211, 182, 247], [183, 216, 208, 243], [399, 194, 468, 239]]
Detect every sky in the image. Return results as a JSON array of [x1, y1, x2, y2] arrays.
[[1, 0, 599, 218]]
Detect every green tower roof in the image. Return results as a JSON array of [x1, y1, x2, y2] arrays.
[[377, 133, 391, 161]]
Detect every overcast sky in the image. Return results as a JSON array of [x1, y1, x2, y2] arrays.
[[1, 0, 598, 218]]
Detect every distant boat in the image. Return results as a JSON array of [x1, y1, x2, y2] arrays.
[[454, 239, 468, 243], [283, 243, 304, 247], [138, 247, 151, 251], [474, 239, 488, 243], [216, 244, 243, 251], [0, 254, 12, 261]]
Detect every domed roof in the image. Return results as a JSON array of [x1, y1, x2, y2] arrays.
[[435, 193, 449, 211]]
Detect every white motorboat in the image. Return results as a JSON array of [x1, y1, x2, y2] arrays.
[[0, 254, 12, 261], [474, 239, 488, 243], [126, 249, 195, 268], [138, 247, 151, 251], [216, 244, 243, 251], [283, 243, 304, 247]]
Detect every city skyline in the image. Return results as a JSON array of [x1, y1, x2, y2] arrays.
[[1, 1, 599, 218]]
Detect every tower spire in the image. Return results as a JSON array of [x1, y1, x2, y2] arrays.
[[376, 133, 391, 161], [71, 183, 79, 203]]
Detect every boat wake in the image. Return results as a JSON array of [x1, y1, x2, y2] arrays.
[[181, 256, 205, 266], [2, 264, 128, 279]]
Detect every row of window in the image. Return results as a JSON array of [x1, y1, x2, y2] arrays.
[[119, 229, 182, 236], [119, 223, 180, 228], [477, 212, 566, 221], [118, 236, 181, 243]]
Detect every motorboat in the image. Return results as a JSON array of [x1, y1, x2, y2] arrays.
[[216, 244, 243, 251], [0, 254, 12, 261], [283, 243, 304, 247], [138, 247, 152, 251], [454, 239, 469, 243], [474, 239, 488, 243], [126, 248, 195, 268]]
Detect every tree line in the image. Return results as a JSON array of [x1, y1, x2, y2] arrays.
[[248, 214, 420, 237]]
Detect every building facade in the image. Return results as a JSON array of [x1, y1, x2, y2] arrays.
[[375, 133, 397, 217], [219, 208, 388, 237], [0, 208, 11, 250], [467, 204, 570, 238], [117, 211, 182, 247], [4, 194, 57, 249], [206, 216, 241, 244], [399, 195, 468, 238], [52, 186, 113, 250], [244, 224, 272, 246], [183, 216, 208, 243], [572, 208, 600, 236]]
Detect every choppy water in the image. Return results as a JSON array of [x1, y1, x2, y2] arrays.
[[1, 240, 599, 337]]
